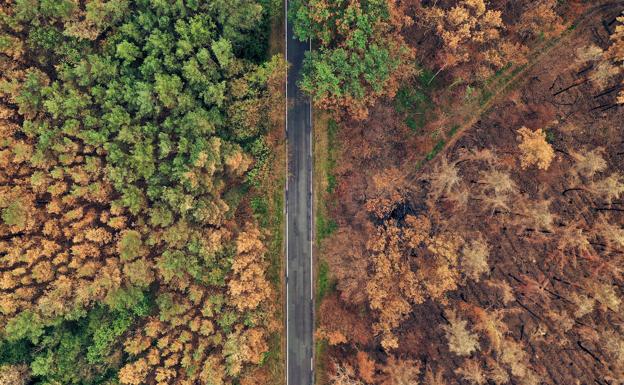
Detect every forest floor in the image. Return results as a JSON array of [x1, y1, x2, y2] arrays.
[[317, 2, 624, 384], [428, 0, 624, 172], [395, 1, 624, 176]]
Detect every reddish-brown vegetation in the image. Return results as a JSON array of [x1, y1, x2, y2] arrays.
[[318, 2, 624, 384]]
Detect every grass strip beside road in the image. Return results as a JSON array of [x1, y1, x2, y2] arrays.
[[313, 112, 338, 304], [312, 110, 339, 385], [255, 5, 286, 384]]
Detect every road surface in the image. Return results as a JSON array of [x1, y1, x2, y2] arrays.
[[285, 2, 314, 385]]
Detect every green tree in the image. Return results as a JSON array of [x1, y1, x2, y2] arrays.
[[290, 0, 415, 119]]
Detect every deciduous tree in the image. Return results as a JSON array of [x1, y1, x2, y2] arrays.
[[422, 0, 526, 81], [516, 127, 554, 170], [291, 0, 416, 119]]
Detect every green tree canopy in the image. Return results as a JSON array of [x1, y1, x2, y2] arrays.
[[290, 0, 415, 119]]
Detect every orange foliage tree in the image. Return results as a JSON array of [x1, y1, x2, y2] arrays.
[[365, 214, 465, 350], [516, 127, 555, 170], [422, 0, 528, 81]]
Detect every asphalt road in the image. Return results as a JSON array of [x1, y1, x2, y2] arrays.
[[285, 1, 314, 384]]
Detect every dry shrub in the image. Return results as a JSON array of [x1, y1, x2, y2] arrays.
[[424, 365, 447, 385], [461, 236, 490, 282], [427, 158, 461, 201], [380, 356, 421, 385], [575, 45, 604, 64], [589, 61, 620, 89], [571, 147, 607, 179], [517, 199, 556, 232], [442, 309, 480, 357], [485, 358, 509, 385], [485, 280, 516, 305], [569, 291, 595, 319], [590, 173, 624, 203], [356, 351, 375, 383], [330, 363, 364, 385], [463, 305, 512, 354], [479, 169, 517, 197], [455, 359, 486, 385]]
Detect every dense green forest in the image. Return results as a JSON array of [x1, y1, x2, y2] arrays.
[[0, 0, 284, 384]]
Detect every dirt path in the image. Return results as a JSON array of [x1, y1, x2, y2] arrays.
[[430, 1, 624, 166]]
